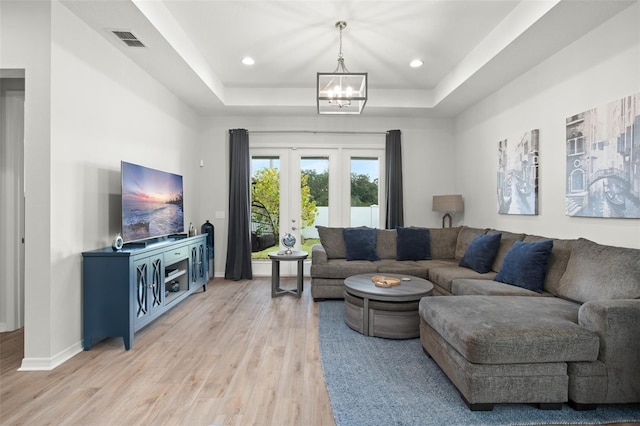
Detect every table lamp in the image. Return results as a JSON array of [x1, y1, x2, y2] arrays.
[[432, 194, 464, 228]]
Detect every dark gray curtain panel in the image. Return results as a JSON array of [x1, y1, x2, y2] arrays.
[[385, 129, 404, 229], [224, 129, 253, 280]]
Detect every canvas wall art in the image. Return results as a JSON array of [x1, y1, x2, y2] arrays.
[[497, 129, 539, 215], [565, 93, 640, 218]]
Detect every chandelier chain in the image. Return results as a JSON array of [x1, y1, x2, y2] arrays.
[[338, 24, 343, 60], [334, 21, 350, 73]]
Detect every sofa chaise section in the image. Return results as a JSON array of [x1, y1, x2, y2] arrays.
[[420, 295, 599, 409], [420, 237, 640, 410]]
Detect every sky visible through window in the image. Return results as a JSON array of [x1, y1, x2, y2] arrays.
[[251, 157, 378, 180]]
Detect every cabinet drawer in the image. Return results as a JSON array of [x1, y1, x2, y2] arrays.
[[164, 246, 188, 265]]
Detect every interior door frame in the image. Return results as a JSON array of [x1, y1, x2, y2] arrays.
[[0, 88, 25, 331]]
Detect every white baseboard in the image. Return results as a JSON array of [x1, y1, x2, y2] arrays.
[[18, 340, 83, 371]]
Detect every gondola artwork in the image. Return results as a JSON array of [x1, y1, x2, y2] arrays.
[[497, 130, 539, 215], [565, 92, 640, 218]]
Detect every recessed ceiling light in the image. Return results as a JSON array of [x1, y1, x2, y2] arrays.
[[242, 57, 255, 66], [410, 59, 424, 68]]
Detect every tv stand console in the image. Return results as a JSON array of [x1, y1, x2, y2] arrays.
[[82, 234, 209, 350]]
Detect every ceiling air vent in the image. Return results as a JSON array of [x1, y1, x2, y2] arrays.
[[111, 30, 146, 48]]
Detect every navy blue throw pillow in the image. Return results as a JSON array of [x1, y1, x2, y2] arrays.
[[343, 227, 379, 261], [495, 239, 554, 293], [459, 233, 502, 273], [396, 227, 431, 261]]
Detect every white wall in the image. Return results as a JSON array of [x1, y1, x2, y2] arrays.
[[1, 0, 54, 366], [1, 0, 203, 369], [455, 2, 640, 249], [199, 115, 456, 277], [46, 1, 202, 365]]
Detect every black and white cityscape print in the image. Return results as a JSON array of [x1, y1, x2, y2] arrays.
[[565, 93, 640, 218]]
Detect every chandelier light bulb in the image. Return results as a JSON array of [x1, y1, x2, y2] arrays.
[[334, 85, 341, 96], [346, 86, 353, 96]]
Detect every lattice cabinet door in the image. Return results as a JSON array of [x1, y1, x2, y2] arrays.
[[149, 255, 164, 312], [133, 254, 164, 328], [190, 240, 208, 289], [134, 257, 150, 323]]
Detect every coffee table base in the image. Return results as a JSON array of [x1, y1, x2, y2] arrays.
[[344, 291, 421, 339]]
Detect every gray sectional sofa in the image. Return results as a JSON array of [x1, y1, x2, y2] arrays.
[[310, 225, 640, 410]]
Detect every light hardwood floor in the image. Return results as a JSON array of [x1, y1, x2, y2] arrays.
[[0, 277, 334, 425], [1, 277, 637, 426]]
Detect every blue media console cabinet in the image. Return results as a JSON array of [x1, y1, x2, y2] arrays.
[[82, 234, 208, 350]]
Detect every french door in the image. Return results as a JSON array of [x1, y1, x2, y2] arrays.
[[250, 135, 385, 276]]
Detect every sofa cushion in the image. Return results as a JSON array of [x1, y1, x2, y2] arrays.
[[429, 227, 460, 259], [523, 236, 575, 296], [374, 260, 429, 279], [419, 295, 600, 364], [316, 226, 346, 259], [494, 239, 554, 293], [557, 238, 640, 303], [376, 229, 397, 259], [310, 259, 377, 279], [459, 233, 502, 273], [343, 227, 379, 261], [452, 278, 552, 297], [454, 226, 487, 260], [396, 227, 431, 260], [428, 265, 496, 293]]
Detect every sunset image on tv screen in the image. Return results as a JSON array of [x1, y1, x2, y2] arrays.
[[121, 162, 184, 242]]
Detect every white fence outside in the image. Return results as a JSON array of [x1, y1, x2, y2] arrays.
[[301, 205, 380, 239]]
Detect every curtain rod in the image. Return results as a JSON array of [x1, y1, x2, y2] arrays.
[[248, 130, 388, 135]]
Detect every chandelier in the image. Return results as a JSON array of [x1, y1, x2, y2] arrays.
[[317, 21, 367, 115]]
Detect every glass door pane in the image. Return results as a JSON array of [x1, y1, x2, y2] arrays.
[[300, 157, 329, 249], [350, 157, 380, 227], [251, 156, 280, 260]]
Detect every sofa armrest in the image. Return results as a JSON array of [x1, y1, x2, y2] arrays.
[[311, 244, 328, 265], [578, 299, 640, 402]]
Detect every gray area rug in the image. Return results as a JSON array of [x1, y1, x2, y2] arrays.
[[318, 300, 640, 426]]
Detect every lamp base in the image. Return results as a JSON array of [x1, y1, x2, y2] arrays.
[[442, 213, 453, 228]]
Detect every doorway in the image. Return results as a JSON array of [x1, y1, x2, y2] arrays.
[[0, 76, 26, 332], [250, 133, 385, 276]]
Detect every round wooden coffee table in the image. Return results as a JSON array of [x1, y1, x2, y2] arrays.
[[344, 273, 433, 339]]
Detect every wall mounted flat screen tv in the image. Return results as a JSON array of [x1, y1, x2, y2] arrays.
[[121, 161, 184, 242]]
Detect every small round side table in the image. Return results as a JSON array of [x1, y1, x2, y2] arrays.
[[268, 250, 308, 298]]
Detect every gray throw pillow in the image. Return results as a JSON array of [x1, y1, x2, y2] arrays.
[[316, 226, 346, 259]]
